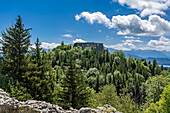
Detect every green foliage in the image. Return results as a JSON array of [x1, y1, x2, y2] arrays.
[[89, 84, 141, 113], [59, 55, 91, 109], [25, 40, 58, 103], [0, 15, 169, 111], [86, 68, 100, 88], [144, 74, 170, 104], [145, 84, 170, 113], [0, 15, 31, 82], [0, 75, 12, 91], [8, 80, 32, 101], [127, 57, 136, 73], [0, 75, 32, 101]]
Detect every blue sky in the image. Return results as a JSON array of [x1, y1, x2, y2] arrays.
[[0, 0, 170, 51]]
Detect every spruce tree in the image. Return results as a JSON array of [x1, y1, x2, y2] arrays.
[[25, 39, 57, 103], [60, 54, 91, 109], [0, 16, 31, 82], [95, 74, 100, 93]]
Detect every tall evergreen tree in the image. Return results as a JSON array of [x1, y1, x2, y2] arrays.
[[60, 54, 91, 109], [25, 39, 57, 103], [151, 59, 157, 76], [95, 74, 100, 93], [0, 16, 31, 82]]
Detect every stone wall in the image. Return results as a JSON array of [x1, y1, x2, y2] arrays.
[[74, 42, 104, 51]]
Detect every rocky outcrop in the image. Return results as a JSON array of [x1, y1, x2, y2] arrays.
[[0, 88, 122, 113]]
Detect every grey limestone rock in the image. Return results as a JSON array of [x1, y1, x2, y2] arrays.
[[104, 104, 116, 111], [79, 108, 91, 113], [0, 88, 121, 113]]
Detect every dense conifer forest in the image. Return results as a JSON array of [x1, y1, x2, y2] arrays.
[[0, 16, 170, 113]]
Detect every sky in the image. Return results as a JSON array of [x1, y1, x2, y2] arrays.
[[0, 0, 170, 51]]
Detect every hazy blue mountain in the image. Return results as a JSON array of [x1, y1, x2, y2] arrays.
[[107, 48, 169, 58], [146, 57, 170, 65], [107, 48, 117, 53], [123, 49, 169, 58], [107, 48, 170, 65], [161, 51, 170, 57]]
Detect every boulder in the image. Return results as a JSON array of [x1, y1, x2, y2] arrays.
[[79, 108, 91, 113], [104, 104, 116, 111]]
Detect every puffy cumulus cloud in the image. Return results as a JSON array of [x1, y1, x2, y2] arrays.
[[140, 36, 170, 51], [99, 30, 102, 32], [41, 42, 60, 49], [75, 12, 114, 28], [111, 14, 170, 36], [31, 42, 60, 49], [73, 39, 86, 43], [76, 12, 170, 36], [114, 0, 170, 17], [148, 36, 170, 46], [62, 34, 72, 38]]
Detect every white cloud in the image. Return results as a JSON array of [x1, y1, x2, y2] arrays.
[[148, 36, 170, 46], [105, 37, 143, 51], [31, 42, 60, 49], [123, 36, 135, 39], [99, 30, 102, 32], [41, 42, 60, 49], [140, 36, 170, 51], [75, 14, 81, 21], [112, 14, 170, 36], [73, 39, 87, 43], [62, 34, 72, 38], [75, 12, 114, 28], [0, 37, 3, 42], [105, 42, 136, 51], [123, 36, 141, 39], [0, 37, 2, 49], [122, 39, 143, 43], [106, 36, 170, 51], [114, 0, 170, 17], [75, 12, 170, 36]]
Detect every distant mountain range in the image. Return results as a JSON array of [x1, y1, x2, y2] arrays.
[[107, 48, 170, 65]]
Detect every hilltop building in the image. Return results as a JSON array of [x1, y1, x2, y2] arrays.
[[74, 42, 104, 51]]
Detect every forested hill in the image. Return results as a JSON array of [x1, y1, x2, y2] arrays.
[[0, 16, 170, 113]]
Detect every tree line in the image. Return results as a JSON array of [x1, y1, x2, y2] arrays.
[[0, 16, 169, 113]]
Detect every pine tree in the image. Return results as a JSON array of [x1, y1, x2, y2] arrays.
[[35, 38, 42, 66], [152, 59, 157, 76], [0, 16, 31, 82], [95, 74, 100, 93], [25, 39, 57, 103], [60, 54, 91, 109], [161, 64, 163, 71]]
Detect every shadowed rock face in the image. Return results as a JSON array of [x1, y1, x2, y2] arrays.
[[0, 88, 121, 113], [0, 105, 39, 113]]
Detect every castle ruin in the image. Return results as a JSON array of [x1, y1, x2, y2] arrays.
[[74, 42, 104, 51]]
